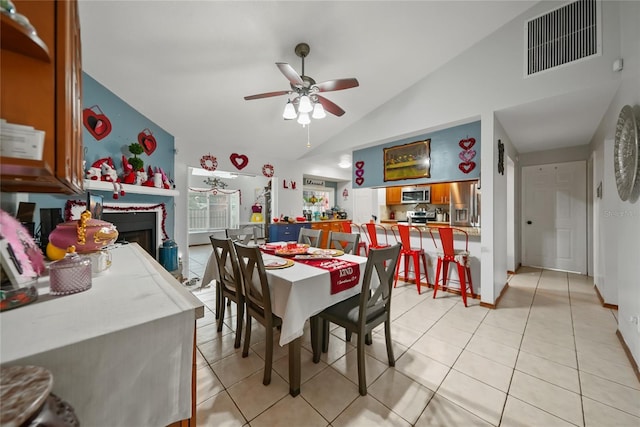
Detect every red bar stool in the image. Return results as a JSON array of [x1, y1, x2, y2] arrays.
[[364, 223, 390, 255], [341, 222, 368, 256], [429, 227, 475, 307], [391, 224, 430, 294]]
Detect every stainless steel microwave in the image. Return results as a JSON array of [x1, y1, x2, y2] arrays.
[[401, 187, 431, 204]]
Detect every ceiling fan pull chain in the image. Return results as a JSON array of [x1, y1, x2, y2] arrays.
[[306, 123, 311, 148]]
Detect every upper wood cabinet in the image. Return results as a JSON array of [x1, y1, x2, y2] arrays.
[[385, 187, 401, 205], [1, 0, 84, 194], [430, 183, 451, 204]]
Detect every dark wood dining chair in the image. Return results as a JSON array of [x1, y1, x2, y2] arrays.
[[310, 244, 402, 395], [327, 230, 360, 255], [209, 236, 244, 348], [233, 242, 283, 386], [298, 227, 322, 247], [226, 226, 257, 245]]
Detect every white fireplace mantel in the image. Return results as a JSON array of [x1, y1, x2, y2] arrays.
[[84, 179, 179, 196]]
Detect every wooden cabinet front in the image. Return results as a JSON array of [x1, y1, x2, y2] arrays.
[[430, 183, 451, 205], [1, 0, 83, 194], [311, 220, 350, 248], [386, 187, 401, 205], [268, 223, 311, 242]]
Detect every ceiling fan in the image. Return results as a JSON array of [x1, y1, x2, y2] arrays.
[[244, 43, 359, 122]]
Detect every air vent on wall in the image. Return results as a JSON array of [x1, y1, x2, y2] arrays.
[[526, 0, 601, 76]]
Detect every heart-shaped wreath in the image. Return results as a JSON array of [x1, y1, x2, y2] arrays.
[[200, 154, 218, 171], [262, 163, 274, 178]]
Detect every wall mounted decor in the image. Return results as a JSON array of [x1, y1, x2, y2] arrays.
[[262, 163, 275, 178], [200, 154, 218, 171], [230, 153, 249, 170], [613, 104, 640, 201], [458, 137, 476, 174], [384, 139, 430, 181], [497, 139, 505, 175], [137, 128, 157, 155], [354, 160, 365, 186], [82, 105, 112, 141]]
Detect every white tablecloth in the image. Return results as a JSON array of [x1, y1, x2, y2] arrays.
[[0, 243, 203, 426]]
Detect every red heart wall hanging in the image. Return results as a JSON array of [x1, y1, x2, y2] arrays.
[[83, 105, 112, 141], [138, 128, 157, 155], [355, 169, 365, 178], [459, 149, 476, 162], [355, 161, 365, 169], [355, 177, 365, 186], [459, 161, 476, 174], [230, 153, 249, 170], [459, 138, 476, 150]]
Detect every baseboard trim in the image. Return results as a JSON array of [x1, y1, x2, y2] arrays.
[[507, 270, 516, 275], [479, 282, 509, 309], [616, 330, 640, 383], [594, 285, 618, 310]]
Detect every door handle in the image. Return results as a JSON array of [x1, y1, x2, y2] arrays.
[[527, 221, 532, 224]]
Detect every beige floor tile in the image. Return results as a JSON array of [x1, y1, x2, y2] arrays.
[[272, 346, 329, 385], [227, 370, 289, 421], [195, 347, 209, 369], [196, 390, 246, 426], [411, 334, 464, 367], [368, 369, 433, 424], [482, 309, 528, 334], [500, 396, 576, 427], [575, 334, 631, 367], [250, 394, 328, 427], [425, 320, 473, 348], [474, 322, 523, 349], [250, 335, 290, 362], [365, 329, 409, 364], [453, 350, 514, 392], [210, 349, 266, 388], [523, 321, 575, 350], [465, 334, 519, 368], [301, 367, 359, 422], [382, 321, 423, 348], [197, 308, 217, 329], [332, 395, 412, 427], [196, 365, 224, 404], [437, 369, 506, 425], [331, 349, 389, 388], [415, 394, 492, 426], [515, 351, 580, 393], [198, 332, 243, 365], [395, 348, 450, 391], [580, 371, 640, 417], [308, 331, 356, 365], [439, 310, 483, 334], [519, 335, 577, 369], [576, 351, 639, 390], [197, 322, 227, 346], [393, 306, 439, 333], [582, 396, 640, 427], [508, 371, 582, 425]]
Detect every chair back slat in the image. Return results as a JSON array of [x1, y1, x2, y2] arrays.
[[360, 244, 402, 321], [226, 226, 257, 245], [233, 242, 273, 318], [210, 236, 242, 295], [298, 228, 322, 247], [437, 227, 469, 256], [327, 231, 359, 255]]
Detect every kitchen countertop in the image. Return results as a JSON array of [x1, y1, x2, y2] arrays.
[[377, 221, 481, 236], [272, 218, 351, 224]]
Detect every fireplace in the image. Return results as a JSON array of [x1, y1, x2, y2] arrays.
[[102, 212, 157, 259]]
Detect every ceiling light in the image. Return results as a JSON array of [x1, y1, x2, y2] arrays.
[[282, 101, 297, 120], [297, 112, 311, 125], [312, 102, 326, 119], [298, 95, 313, 113], [338, 154, 352, 168]]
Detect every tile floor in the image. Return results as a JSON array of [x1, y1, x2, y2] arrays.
[[187, 244, 639, 426]]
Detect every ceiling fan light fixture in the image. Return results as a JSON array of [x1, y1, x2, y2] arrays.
[[297, 112, 311, 125], [283, 101, 297, 120], [312, 102, 326, 119], [298, 95, 313, 113]]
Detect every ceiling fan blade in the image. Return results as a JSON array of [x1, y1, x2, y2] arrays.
[[244, 90, 290, 100], [276, 62, 304, 87], [314, 78, 359, 93], [316, 95, 345, 117]]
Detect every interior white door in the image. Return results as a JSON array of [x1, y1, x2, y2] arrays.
[[353, 188, 373, 224], [522, 161, 587, 273]]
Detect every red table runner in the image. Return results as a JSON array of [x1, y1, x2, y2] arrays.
[[294, 258, 360, 295]]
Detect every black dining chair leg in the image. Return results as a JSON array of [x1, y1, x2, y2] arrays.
[[384, 319, 395, 366], [215, 282, 222, 319], [321, 319, 330, 353], [242, 314, 252, 358], [365, 332, 373, 345], [263, 320, 273, 385], [356, 331, 367, 396], [345, 330, 352, 342], [217, 296, 226, 332], [234, 299, 244, 349], [310, 315, 322, 363]]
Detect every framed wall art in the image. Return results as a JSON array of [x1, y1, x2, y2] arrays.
[[383, 139, 431, 182]]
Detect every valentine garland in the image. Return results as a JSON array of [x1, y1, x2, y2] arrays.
[[189, 187, 241, 205], [64, 200, 169, 240]]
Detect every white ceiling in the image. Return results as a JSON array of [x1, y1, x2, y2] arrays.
[[78, 1, 614, 168]]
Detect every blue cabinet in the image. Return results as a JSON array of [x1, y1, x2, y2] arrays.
[[268, 223, 310, 242]]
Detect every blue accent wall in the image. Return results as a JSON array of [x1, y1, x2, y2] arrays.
[[28, 72, 176, 239], [352, 121, 481, 188]]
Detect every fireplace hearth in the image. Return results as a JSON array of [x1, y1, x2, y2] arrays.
[[103, 212, 157, 259]]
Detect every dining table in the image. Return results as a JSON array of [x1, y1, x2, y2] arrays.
[[202, 243, 374, 396]]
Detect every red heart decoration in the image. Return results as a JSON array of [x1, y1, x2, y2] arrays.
[[138, 129, 157, 155], [83, 106, 112, 140], [355, 161, 365, 169], [355, 169, 365, 178], [459, 149, 476, 162], [459, 138, 476, 150], [355, 177, 364, 186], [459, 161, 476, 174], [230, 153, 249, 170]]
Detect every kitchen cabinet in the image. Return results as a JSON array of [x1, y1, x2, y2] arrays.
[[268, 222, 311, 242], [385, 186, 402, 205], [310, 219, 351, 248], [430, 183, 451, 204], [1, 0, 84, 194]]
